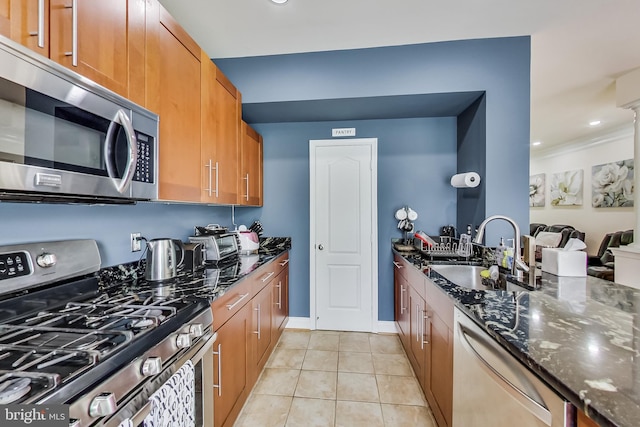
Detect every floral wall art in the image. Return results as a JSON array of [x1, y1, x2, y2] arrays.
[[592, 159, 634, 208], [550, 169, 583, 206], [529, 173, 545, 207]]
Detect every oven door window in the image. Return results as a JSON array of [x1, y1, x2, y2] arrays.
[[0, 76, 129, 179]]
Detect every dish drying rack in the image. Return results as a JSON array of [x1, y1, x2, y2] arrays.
[[416, 235, 473, 258]]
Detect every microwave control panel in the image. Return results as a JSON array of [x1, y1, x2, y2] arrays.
[[134, 131, 155, 183]]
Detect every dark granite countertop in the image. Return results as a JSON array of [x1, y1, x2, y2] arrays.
[[394, 249, 639, 427], [98, 249, 289, 304]]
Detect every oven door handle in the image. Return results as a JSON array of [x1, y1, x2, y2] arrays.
[[105, 109, 138, 194], [130, 401, 152, 426]]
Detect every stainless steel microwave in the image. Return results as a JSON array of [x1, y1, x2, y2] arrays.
[[0, 36, 158, 203]]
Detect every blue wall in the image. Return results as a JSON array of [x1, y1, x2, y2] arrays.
[[0, 202, 236, 267], [232, 117, 457, 320], [216, 37, 531, 321], [0, 37, 530, 325]]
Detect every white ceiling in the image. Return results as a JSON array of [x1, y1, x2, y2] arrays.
[[159, 0, 640, 150]]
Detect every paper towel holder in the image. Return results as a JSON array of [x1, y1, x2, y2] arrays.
[[450, 172, 481, 188]]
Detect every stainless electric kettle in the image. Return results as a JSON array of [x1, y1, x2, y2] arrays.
[[145, 238, 185, 281]]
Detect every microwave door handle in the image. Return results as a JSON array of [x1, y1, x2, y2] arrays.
[[105, 109, 138, 194]]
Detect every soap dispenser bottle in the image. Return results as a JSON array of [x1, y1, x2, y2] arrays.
[[495, 237, 506, 266], [505, 239, 515, 270]]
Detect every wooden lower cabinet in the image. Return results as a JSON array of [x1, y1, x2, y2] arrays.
[[213, 300, 251, 427], [407, 285, 427, 382], [426, 309, 453, 427], [250, 280, 273, 382], [212, 252, 290, 427], [394, 255, 454, 427], [577, 411, 600, 427], [273, 263, 289, 337]]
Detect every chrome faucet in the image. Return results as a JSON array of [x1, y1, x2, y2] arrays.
[[472, 215, 530, 279]]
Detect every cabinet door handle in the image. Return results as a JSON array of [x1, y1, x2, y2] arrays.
[[400, 286, 406, 314], [393, 261, 403, 269], [213, 161, 219, 198], [279, 259, 289, 267], [254, 305, 261, 339], [422, 310, 430, 348], [204, 160, 212, 196], [416, 304, 420, 343], [261, 271, 275, 283], [225, 293, 249, 310], [276, 281, 282, 309], [212, 343, 222, 397], [64, 0, 79, 66], [243, 173, 250, 201], [37, 0, 45, 48], [204, 160, 219, 197]]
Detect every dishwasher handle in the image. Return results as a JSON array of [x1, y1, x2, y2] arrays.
[[457, 324, 553, 426]]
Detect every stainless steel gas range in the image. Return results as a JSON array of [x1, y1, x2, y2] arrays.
[[0, 239, 215, 427]]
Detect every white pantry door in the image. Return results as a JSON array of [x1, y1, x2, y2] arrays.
[[310, 138, 378, 332]]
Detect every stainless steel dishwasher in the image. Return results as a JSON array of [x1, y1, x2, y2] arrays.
[[453, 308, 576, 426]]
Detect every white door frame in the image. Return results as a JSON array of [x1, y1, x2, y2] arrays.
[[309, 138, 379, 332]]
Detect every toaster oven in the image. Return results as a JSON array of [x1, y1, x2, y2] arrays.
[[188, 233, 239, 264]]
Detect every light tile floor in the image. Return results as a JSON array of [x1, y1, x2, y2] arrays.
[[234, 330, 437, 427]]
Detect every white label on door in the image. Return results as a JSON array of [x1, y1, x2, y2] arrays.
[[331, 128, 356, 137]]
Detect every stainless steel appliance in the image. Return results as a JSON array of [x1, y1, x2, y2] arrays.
[[183, 242, 206, 273], [0, 36, 158, 203], [0, 239, 214, 426], [145, 238, 185, 281], [189, 225, 240, 265], [453, 308, 575, 426]]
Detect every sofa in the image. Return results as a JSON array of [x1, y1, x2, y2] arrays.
[[587, 230, 634, 281]]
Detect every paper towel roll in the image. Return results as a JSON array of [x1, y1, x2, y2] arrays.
[[450, 172, 481, 188]]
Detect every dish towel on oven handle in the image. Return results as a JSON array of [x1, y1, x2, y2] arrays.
[[143, 360, 195, 427]]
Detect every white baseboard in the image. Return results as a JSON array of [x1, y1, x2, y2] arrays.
[[285, 317, 313, 330], [376, 321, 399, 334], [285, 317, 398, 334]]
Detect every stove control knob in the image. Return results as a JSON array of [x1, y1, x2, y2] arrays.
[[141, 356, 162, 376], [36, 253, 57, 268], [89, 392, 117, 417], [176, 333, 192, 349], [189, 323, 204, 338]]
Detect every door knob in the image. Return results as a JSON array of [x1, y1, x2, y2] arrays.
[[318, 244, 324, 250]]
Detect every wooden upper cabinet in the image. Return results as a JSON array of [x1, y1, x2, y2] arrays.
[[201, 55, 240, 204], [0, 0, 9, 37], [146, 0, 201, 202], [240, 121, 263, 206], [49, 0, 144, 99], [2, 0, 50, 57]]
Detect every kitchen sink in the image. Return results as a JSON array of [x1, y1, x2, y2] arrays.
[[431, 264, 490, 290], [431, 264, 537, 292]]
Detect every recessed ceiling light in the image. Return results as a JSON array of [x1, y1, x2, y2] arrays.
[[589, 120, 601, 126], [270, 0, 288, 4], [532, 141, 542, 146]]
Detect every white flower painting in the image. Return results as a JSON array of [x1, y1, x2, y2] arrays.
[[529, 173, 545, 207], [550, 169, 583, 206], [592, 159, 634, 208]]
